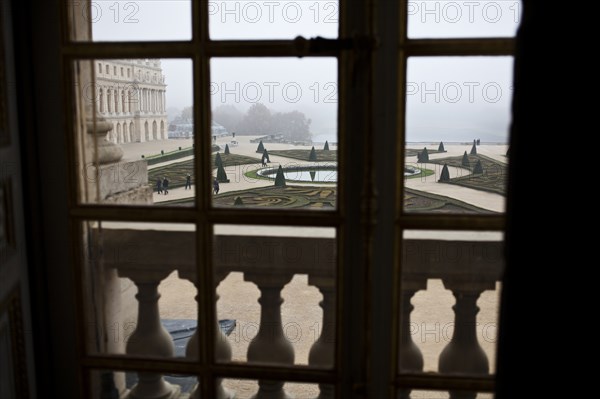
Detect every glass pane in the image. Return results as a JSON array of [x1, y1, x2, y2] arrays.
[[213, 225, 336, 369], [210, 0, 339, 40], [72, 59, 195, 207], [408, 0, 521, 38], [210, 58, 338, 210], [88, 369, 198, 398], [398, 390, 493, 399], [403, 57, 512, 214], [221, 378, 330, 398], [69, 0, 192, 42], [397, 230, 503, 377], [80, 220, 198, 360]]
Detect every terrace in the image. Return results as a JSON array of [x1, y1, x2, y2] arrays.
[[83, 130, 504, 399]]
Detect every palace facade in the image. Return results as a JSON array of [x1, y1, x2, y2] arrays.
[[96, 59, 168, 143]]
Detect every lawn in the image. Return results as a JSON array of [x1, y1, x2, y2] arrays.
[[148, 153, 261, 189], [426, 154, 507, 196], [158, 185, 495, 213], [268, 149, 338, 162]]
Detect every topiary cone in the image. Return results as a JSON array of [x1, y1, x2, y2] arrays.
[[309, 146, 317, 161], [215, 152, 223, 168], [470, 140, 477, 155], [417, 147, 429, 163], [473, 159, 484, 174], [256, 140, 265, 153], [324, 141, 330, 151], [224, 144, 230, 155], [461, 151, 470, 168], [216, 163, 229, 182], [274, 165, 286, 187], [438, 141, 445, 152], [439, 164, 450, 182]]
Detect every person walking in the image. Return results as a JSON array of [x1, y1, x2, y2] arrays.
[[156, 178, 162, 194], [184, 173, 192, 190], [213, 178, 220, 195], [162, 177, 169, 195]]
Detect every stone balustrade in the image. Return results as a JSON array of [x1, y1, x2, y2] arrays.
[[401, 238, 503, 399], [93, 228, 502, 399]]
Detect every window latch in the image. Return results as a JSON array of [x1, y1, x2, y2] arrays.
[[293, 35, 378, 56]]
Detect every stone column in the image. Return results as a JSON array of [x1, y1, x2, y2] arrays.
[[308, 276, 335, 399], [180, 269, 234, 399], [84, 107, 123, 165], [245, 272, 295, 399], [439, 281, 494, 399], [99, 87, 105, 113], [107, 90, 112, 113], [397, 280, 426, 399], [135, 88, 141, 113], [123, 273, 180, 399]]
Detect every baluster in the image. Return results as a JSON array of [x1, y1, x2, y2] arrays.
[[439, 282, 493, 399], [124, 277, 180, 399], [181, 272, 234, 399], [308, 276, 335, 399], [245, 272, 295, 399], [397, 280, 426, 399]]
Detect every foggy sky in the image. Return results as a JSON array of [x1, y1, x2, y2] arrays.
[[91, 0, 520, 142]]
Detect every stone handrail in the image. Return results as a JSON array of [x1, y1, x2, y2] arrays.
[[94, 228, 502, 399]]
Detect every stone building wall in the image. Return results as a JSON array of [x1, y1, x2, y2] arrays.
[[95, 59, 168, 143]]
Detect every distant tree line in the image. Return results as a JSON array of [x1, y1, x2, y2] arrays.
[[212, 103, 312, 142]]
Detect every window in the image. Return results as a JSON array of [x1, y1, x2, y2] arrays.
[[393, 1, 517, 397], [62, 1, 517, 397], [98, 62, 101, 73]]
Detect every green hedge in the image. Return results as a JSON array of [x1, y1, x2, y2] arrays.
[[146, 147, 194, 165], [145, 145, 221, 165]]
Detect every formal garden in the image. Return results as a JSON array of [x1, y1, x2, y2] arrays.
[[427, 153, 507, 195], [145, 137, 505, 213]]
